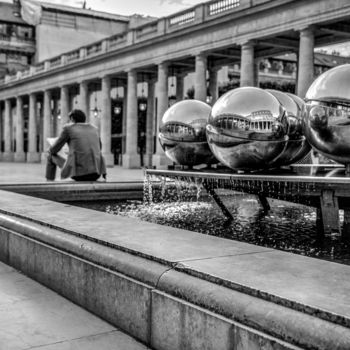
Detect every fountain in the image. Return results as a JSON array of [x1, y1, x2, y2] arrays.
[[147, 68, 350, 238], [304, 64, 350, 174], [158, 99, 217, 167]]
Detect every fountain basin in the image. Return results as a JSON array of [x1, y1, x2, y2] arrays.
[[1, 183, 350, 349]]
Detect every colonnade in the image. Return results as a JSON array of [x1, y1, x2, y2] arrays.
[[0, 27, 315, 168]]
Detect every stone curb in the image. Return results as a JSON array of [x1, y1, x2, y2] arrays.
[[0, 213, 350, 349]]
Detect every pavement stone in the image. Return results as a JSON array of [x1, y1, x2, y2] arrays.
[[0, 262, 150, 350], [0, 162, 144, 183]]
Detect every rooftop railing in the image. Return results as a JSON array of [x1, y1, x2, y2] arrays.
[[169, 10, 196, 27], [0, 0, 258, 87]]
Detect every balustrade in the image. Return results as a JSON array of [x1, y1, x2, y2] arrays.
[[66, 50, 80, 63], [208, 0, 240, 16], [169, 10, 195, 26], [108, 33, 127, 48], [86, 42, 102, 56], [49, 57, 62, 68], [135, 23, 158, 39], [35, 62, 45, 72]]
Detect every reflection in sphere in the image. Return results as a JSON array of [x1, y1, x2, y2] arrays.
[[206, 87, 290, 171], [159, 99, 217, 166], [304, 64, 350, 167], [267, 90, 311, 166]]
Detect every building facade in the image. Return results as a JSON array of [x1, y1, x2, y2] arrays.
[[0, 0, 350, 168]]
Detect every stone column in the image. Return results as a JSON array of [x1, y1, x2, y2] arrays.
[[60, 85, 69, 129], [41, 89, 52, 162], [254, 59, 260, 87], [122, 82, 127, 155], [3, 99, 13, 161], [27, 93, 40, 162], [153, 61, 171, 167], [122, 69, 140, 168], [14, 96, 25, 162], [51, 97, 58, 137], [194, 53, 207, 102], [0, 103, 3, 158], [208, 67, 219, 104], [79, 81, 89, 122], [101, 76, 114, 167], [297, 27, 314, 98], [145, 78, 156, 167], [240, 41, 255, 87], [176, 74, 185, 101]]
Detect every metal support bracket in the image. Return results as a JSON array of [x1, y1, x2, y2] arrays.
[[202, 180, 234, 221], [320, 189, 340, 235]]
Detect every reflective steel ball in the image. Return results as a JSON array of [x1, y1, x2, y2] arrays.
[[304, 64, 350, 166], [159, 99, 217, 166], [267, 90, 311, 166], [206, 87, 290, 171]]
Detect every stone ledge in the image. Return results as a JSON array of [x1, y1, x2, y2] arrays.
[[1, 190, 350, 349], [157, 269, 350, 350], [0, 211, 350, 349], [0, 181, 144, 202], [0, 220, 304, 350], [0, 214, 168, 287], [1, 189, 350, 328]]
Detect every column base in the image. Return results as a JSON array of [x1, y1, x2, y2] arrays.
[[122, 153, 141, 169], [102, 152, 114, 168], [144, 153, 154, 168], [27, 152, 41, 163], [2, 152, 14, 162], [152, 153, 173, 169], [14, 152, 26, 162]]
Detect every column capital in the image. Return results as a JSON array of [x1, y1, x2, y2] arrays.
[[193, 51, 208, 59], [125, 68, 136, 74], [296, 25, 315, 35], [100, 74, 111, 81], [156, 61, 169, 69], [208, 65, 221, 73], [77, 79, 89, 86], [240, 40, 257, 49]]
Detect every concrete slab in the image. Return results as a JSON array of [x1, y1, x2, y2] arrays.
[[0, 190, 273, 264], [34, 331, 150, 350], [178, 250, 350, 321], [0, 261, 150, 350], [2, 185, 350, 345]]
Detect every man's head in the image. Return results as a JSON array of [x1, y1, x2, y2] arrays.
[[69, 109, 86, 123]]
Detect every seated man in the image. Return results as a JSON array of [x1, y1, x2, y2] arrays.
[[46, 109, 107, 181]]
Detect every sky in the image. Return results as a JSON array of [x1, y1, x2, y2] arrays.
[[37, 0, 205, 17]]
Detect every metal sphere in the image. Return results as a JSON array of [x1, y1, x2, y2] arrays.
[[304, 64, 350, 165], [267, 90, 311, 166], [206, 87, 290, 171], [159, 99, 217, 166]]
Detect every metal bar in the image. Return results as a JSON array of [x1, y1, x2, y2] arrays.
[[202, 180, 234, 221], [146, 167, 350, 185], [258, 194, 270, 212]]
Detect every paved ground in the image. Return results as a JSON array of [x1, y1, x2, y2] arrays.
[[0, 162, 147, 350], [0, 261, 150, 350], [0, 162, 144, 183]]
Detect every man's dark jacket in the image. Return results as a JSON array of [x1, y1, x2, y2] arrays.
[[50, 123, 107, 179]]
